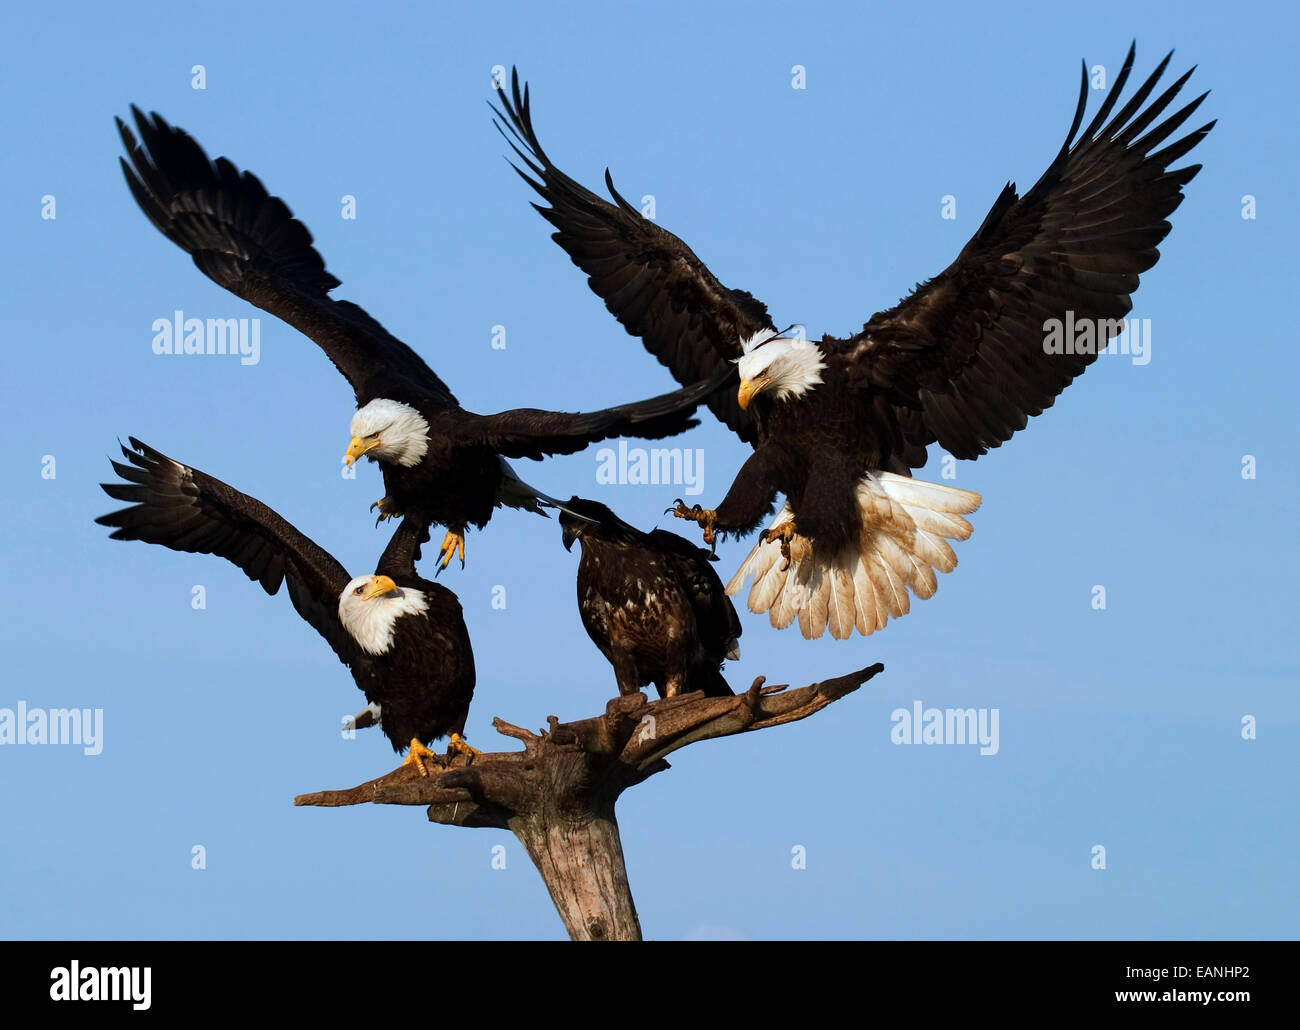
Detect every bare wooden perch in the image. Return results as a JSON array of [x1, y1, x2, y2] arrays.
[[296, 663, 884, 940]]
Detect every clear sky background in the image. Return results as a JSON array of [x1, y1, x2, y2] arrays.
[[2, 0, 1296, 940]]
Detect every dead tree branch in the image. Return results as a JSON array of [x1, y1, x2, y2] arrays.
[[296, 662, 884, 939]]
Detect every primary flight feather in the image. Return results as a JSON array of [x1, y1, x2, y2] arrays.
[[117, 107, 729, 572], [494, 45, 1214, 639], [96, 438, 477, 773]]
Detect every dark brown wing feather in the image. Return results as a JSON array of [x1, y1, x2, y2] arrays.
[[119, 105, 717, 459], [118, 107, 457, 409], [493, 69, 770, 442], [96, 438, 361, 665], [844, 44, 1214, 463], [463, 364, 729, 458], [647, 528, 742, 659]]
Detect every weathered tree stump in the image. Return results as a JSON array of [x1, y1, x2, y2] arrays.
[[296, 663, 884, 940]]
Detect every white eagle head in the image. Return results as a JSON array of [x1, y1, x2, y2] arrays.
[[337, 574, 429, 655], [735, 330, 827, 409], [344, 398, 430, 468]]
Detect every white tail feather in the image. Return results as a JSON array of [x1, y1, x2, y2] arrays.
[[850, 559, 873, 635], [725, 472, 981, 640], [827, 567, 857, 641], [912, 530, 959, 574], [867, 550, 907, 620], [872, 536, 914, 615]]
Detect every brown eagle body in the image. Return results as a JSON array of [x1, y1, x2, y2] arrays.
[[561, 499, 740, 699]]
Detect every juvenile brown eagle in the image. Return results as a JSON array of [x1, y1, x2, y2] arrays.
[[494, 45, 1214, 638], [116, 108, 728, 572], [97, 438, 476, 774], [560, 498, 740, 698]]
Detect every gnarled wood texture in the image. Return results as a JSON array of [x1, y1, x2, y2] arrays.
[[296, 663, 884, 939]]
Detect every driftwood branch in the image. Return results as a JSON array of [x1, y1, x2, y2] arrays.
[[296, 663, 884, 939]]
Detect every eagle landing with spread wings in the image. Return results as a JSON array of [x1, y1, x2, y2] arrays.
[[494, 45, 1213, 639]]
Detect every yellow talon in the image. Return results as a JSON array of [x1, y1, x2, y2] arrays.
[[446, 732, 481, 761], [438, 530, 466, 571], [668, 500, 718, 547], [401, 737, 438, 777], [759, 520, 797, 545], [760, 519, 798, 571]]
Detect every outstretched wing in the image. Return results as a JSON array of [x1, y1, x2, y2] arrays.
[[463, 365, 729, 459], [118, 107, 457, 409], [845, 45, 1214, 464], [493, 69, 770, 442], [96, 438, 361, 665]]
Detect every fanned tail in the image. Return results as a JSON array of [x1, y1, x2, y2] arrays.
[[496, 458, 598, 522], [726, 473, 981, 640]]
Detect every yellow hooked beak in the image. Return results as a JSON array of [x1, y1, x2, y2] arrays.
[[344, 436, 377, 466], [737, 377, 769, 411], [361, 575, 398, 602]]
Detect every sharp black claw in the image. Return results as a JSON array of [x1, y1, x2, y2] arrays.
[[369, 501, 379, 513]]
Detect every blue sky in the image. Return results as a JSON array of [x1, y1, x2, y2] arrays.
[[2, 0, 1296, 940]]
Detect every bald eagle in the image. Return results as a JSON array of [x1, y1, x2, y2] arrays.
[[116, 107, 728, 572], [96, 438, 475, 774], [494, 45, 1214, 639], [560, 498, 740, 698]]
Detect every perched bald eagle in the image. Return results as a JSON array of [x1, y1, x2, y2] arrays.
[[560, 498, 740, 698], [116, 107, 728, 572], [96, 438, 475, 774], [494, 46, 1214, 639]]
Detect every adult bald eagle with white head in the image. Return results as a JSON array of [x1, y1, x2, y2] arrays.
[[116, 107, 727, 573], [493, 45, 1214, 639], [97, 438, 476, 774]]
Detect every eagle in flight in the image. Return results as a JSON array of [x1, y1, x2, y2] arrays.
[[493, 45, 1213, 639], [117, 108, 728, 573]]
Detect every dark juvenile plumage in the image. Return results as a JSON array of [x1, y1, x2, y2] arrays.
[[96, 438, 475, 767], [116, 107, 730, 571], [496, 46, 1214, 639], [560, 497, 740, 699]]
